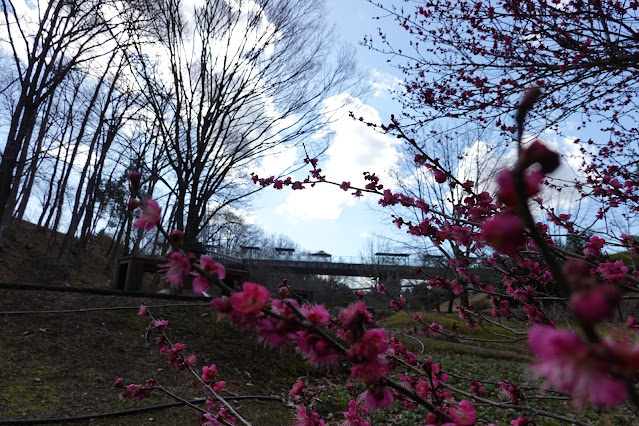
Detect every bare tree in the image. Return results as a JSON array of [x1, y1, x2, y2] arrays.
[[0, 0, 127, 248], [385, 126, 509, 309], [124, 0, 357, 251]]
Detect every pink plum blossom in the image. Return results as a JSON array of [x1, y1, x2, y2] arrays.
[[343, 399, 370, 426], [423, 322, 442, 336], [389, 297, 406, 308], [449, 400, 477, 426], [184, 355, 197, 367], [349, 329, 389, 362], [597, 260, 628, 282], [584, 236, 605, 258], [193, 256, 226, 292], [364, 385, 393, 410], [300, 304, 329, 324], [350, 359, 388, 383], [570, 284, 619, 325], [627, 316, 639, 332], [481, 213, 526, 255], [119, 379, 155, 401], [152, 319, 169, 328], [470, 381, 486, 397], [201, 364, 218, 382], [160, 252, 191, 285], [133, 199, 161, 230], [256, 317, 290, 348], [200, 413, 220, 426], [296, 332, 340, 366], [449, 279, 464, 295], [213, 381, 226, 393], [296, 406, 324, 426], [528, 325, 628, 406], [230, 282, 270, 314], [340, 301, 373, 333], [138, 304, 147, 317], [290, 380, 304, 397]]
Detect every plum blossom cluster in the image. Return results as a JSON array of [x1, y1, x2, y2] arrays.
[[201, 364, 227, 394], [289, 380, 325, 426], [124, 77, 639, 426], [124, 172, 227, 292], [528, 326, 639, 406], [134, 304, 242, 425], [114, 378, 155, 401], [480, 139, 560, 256], [210, 285, 404, 412], [200, 399, 237, 426]]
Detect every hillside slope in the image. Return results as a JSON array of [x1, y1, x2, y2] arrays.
[[0, 221, 117, 287], [0, 287, 314, 425]]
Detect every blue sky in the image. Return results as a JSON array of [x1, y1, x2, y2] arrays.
[[250, 0, 411, 257], [249, 0, 601, 258]]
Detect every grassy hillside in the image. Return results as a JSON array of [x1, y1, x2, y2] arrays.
[[0, 220, 115, 287], [0, 287, 313, 425], [1, 223, 637, 424]]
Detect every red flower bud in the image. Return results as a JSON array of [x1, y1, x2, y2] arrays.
[[127, 171, 142, 189], [168, 229, 184, 248], [127, 198, 140, 211], [481, 214, 526, 255]]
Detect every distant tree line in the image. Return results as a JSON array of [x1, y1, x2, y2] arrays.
[[0, 0, 356, 259]]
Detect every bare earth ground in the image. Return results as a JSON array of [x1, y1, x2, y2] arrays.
[[0, 221, 115, 288], [2, 221, 637, 425], [0, 223, 314, 424], [0, 287, 315, 425]]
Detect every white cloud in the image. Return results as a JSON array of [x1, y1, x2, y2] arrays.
[[455, 140, 509, 192], [254, 145, 300, 177], [433, 131, 588, 217], [275, 94, 401, 221], [367, 70, 403, 97], [536, 132, 589, 210]]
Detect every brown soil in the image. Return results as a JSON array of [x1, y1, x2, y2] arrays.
[[0, 220, 115, 288], [0, 221, 339, 425], [0, 286, 315, 425]]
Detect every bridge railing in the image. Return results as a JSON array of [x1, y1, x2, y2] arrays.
[[205, 247, 467, 268]]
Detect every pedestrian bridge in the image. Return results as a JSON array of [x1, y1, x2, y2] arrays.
[[206, 249, 488, 280]]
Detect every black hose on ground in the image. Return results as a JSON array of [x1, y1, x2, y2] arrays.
[[0, 395, 282, 424]]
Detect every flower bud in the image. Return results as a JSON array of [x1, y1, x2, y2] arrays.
[[570, 284, 619, 325], [127, 198, 140, 211], [278, 285, 291, 298], [127, 171, 142, 189], [481, 214, 526, 255], [521, 140, 560, 174], [168, 229, 184, 248]]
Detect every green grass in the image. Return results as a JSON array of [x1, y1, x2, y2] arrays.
[[380, 311, 531, 356]]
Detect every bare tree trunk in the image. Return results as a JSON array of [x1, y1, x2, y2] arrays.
[[0, 119, 36, 228], [59, 57, 120, 258], [0, 101, 38, 248], [0, 0, 113, 248], [447, 292, 455, 313], [14, 94, 55, 224], [107, 217, 126, 268]]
